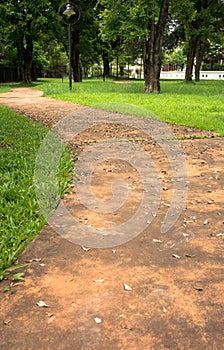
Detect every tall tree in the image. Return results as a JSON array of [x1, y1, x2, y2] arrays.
[[143, 0, 170, 92], [97, 0, 130, 78], [98, 0, 170, 93], [172, 0, 224, 82], [0, 0, 53, 83]]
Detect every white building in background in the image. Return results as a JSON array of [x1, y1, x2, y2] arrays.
[[160, 70, 224, 80], [125, 59, 224, 80]]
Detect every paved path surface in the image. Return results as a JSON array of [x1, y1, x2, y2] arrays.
[[0, 88, 223, 349]]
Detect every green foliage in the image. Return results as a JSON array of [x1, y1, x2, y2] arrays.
[[202, 63, 224, 71], [0, 45, 17, 66], [0, 0, 223, 86], [97, 0, 157, 64], [0, 105, 73, 277], [206, 43, 224, 61], [164, 17, 185, 51], [0, 0, 53, 41], [163, 47, 187, 68], [46, 42, 68, 69], [170, 48, 186, 67], [33, 42, 50, 74], [0, 0, 57, 82], [172, 0, 224, 56], [213, 63, 224, 71]]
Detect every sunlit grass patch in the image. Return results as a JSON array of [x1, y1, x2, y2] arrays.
[[36, 78, 224, 136], [0, 106, 73, 278]]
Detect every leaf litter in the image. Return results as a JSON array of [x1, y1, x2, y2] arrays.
[[124, 283, 132, 291], [37, 300, 49, 307]]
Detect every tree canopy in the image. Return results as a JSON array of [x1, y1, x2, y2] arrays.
[[0, 0, 223, 91]]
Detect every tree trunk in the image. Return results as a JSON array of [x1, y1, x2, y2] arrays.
[[83, 66, 88, 78], [144, 20, 157, 92], [102, 51, 110, 79], [120, 65, 124, 76], [144, 0, 170, 93], [16, 37, 24, 82], [116, 55, 119, 79], [71, 26, 82, 82], [195, 40, 206, 82], [23, 37, 33, 84], [73, 49, 82, 82], [16, 35, 33, 84], [194, 60, 200, 82], [185, 38, 197, 82]]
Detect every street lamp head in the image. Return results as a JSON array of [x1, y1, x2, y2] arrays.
[[63, 3, 76, 17]]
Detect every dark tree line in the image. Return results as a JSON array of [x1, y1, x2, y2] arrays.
[[0, 0, 223, 92]]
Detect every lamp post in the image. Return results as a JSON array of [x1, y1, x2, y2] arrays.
[[58, 2, 80, 91]]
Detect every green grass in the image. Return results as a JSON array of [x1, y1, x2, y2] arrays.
[[0, 106, 73, 278], [32, 78, 224, 136], [0, 86, 11, 93]]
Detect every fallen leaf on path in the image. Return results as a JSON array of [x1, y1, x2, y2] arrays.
[[152, 238, 163, 243], [4, 320, 11, 325], [82, 246, 90, 251], [172, 254, 181, 259], [10, 282, 23, 287], [47, 315, 56, 324], [124, 284, 132, 291], [94, 317, 102, 324], [26, 258, 41, 263], [193, 285, 203, 291], [161, 201, 171, 207], [94, 279, 104, 283], [120, 320, 132, 329], [183, 233, 190, 237], [184, 218, 194, 224], [37, 300, 49, 307], [185, 254, 195, 258]]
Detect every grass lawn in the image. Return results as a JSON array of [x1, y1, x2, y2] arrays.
[[34, 78, 224, 136], [0, 105, 73, 279]]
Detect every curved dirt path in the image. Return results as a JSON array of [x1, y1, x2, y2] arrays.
[[0, 87, 81, 127], [0, 88, 223, 349]]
